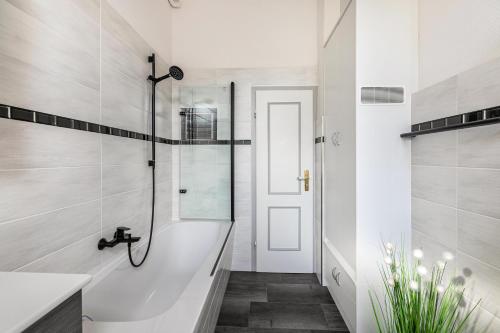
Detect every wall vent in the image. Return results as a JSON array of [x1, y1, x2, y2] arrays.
[[360, 86, 405, 104]]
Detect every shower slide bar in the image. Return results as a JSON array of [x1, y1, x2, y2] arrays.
[[401, 105, 500, 138]]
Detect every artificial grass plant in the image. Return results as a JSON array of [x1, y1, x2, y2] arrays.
[[369, 242, 480, 333]]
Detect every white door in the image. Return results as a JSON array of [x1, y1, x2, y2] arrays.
[[255, 88, 314, 273]]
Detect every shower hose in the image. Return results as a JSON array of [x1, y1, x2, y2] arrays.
[[127, 163, 155, 267]]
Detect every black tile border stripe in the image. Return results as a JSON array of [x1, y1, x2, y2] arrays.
[[0, 105, 9, 119], [11, 107, 34, 122], [170, 139, 251, 145], [401, 105, 500, 138], [0, 103, 251, 145], [315, 136, 325, 144]]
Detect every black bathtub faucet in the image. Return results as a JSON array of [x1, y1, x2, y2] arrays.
[[98, 227, 141, 250]]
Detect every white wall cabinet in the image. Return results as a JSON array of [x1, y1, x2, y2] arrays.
[[320, 0, 415, 331], [323, 2, 357, 331]]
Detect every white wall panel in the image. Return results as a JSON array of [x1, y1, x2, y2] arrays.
[[172, 0, 317, 68], [418, 0, 500, 89]]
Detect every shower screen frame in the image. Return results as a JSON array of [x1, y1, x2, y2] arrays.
[[178, 82, 235, 222]]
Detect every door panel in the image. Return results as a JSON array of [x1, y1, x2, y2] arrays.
[[268, 207, 301, 250], [268, 103, 301, 194], [255, 88, 314, 273]]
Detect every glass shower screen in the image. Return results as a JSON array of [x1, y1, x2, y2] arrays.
[[178, 85, 233, 220]]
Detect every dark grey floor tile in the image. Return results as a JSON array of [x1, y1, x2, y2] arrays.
[[226, 283, 268, 302], [217, 298, 251, 327], [229, 272, 319, 285], [320, 304, 349, 331], [249, 302, 329, 330], [229, 271, 283, 285], [281, 273, 320, 285], [267, 283, 333, 304], [215, 327, 324, 333], [215, 326, 344, 333], [218, 272, 349, 333]]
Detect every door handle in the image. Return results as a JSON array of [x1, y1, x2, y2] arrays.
[[296, 169, 310, 192]]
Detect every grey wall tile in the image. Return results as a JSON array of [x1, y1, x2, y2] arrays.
[[412, 60, 500, 327], [411, 131, 457, 166], [458, 168, 500, 219], [458, 210, 500, 269], [0, 0, 174, 277], [17, 233, 102, 275], [234, 160, 251, 222], [458, 252, 500, 316], [411, 76, 457, 124], [231, 216, 252, 271], [457, 57, 500, 113], [102, 163, 151, 197], [0, 167, 100, 223], [234, 121, 252, 141], [155, 160, 173, 184], [101, 0, 151, 80], [101, 0, 171, 136], [155, 180, 173, 227], [411, 166, 456, 207], [156, 144, 172, 164], [234, 146, 252, 183], [102, 188, 151, 237], [0, 200, 100, 271], [0, 120, 100, 169], [170, 146, 180, 219], [458, 126, 500, 169], [412, 197, 457, 248], [101, 65, 149, 133], [465, 306, 500, 333], [235, 181, 251, 219], [155, 113, 172, 139], [412, 229, 456, 281], [0, 0, 100, 122], [102, 135, 148, 166], [101, 0, 154, 133]]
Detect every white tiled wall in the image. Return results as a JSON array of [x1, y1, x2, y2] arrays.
[[411, 57, 500, 330], [0, 0, 172, 275], [0, 0, 317, 275], [171, 67, 317, 271]]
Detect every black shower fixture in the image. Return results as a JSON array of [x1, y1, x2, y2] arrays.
[[105, 53, 184, 268], [147, 58, 184, 83]]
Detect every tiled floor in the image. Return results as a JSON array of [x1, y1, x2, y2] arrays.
[[215, 271, 349, 333]]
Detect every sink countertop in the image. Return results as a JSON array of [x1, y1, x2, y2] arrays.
[[0, 272, 91, 333]]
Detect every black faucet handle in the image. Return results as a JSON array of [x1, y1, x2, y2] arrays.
[[115, 226, 131, 240]]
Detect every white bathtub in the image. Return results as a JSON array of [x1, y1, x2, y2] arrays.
[[82, 221, 234, 333]]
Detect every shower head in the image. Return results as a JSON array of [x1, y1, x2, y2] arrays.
[[169, 66, 184, 80], [149, 65, 184, 84]]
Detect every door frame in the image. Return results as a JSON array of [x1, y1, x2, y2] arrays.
[[251, 86, 318, 271]]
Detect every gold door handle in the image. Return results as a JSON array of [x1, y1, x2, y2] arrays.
[[296, 169, 310, 192]]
